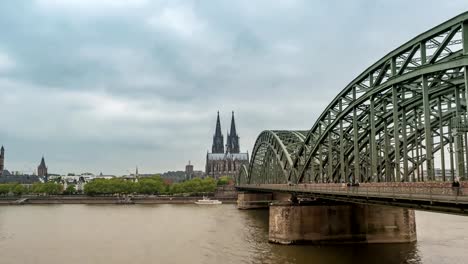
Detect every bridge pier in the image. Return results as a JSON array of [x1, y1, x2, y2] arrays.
[[237, 192, 272, 209], [269, 203, 416, 244], [237, 191, 294, 209]]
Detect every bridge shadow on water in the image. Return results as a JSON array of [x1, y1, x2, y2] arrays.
[[240, 209, 421, 264]]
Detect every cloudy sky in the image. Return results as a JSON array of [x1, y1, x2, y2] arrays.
[[1, 1, 468, 175]]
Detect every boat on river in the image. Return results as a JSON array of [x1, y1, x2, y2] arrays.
[[195, 196, 222, 205]]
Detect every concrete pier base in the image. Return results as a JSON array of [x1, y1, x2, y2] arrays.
[[237, 192, 272, 209], [269, 203, 416, 244]]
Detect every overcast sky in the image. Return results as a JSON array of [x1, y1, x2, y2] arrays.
[[1, 1, 468, 175]]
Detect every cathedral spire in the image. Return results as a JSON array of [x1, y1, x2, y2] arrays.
[[227, 111, 240, 153], [212, 111, 224, 153], [230, 111, 237, 137], [215, 111, 222, 138]]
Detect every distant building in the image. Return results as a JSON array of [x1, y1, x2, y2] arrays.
[[205, 112, 249, 178], [0, 174, 41, 185], [0, 146, 43, 184], [38, 156, 48, 177], [192, 170, 204, 178], [120, 176, 139, 182], [158, 171, 186, 182], [95, 172, 116, 180], [185, 161, 194, 179]]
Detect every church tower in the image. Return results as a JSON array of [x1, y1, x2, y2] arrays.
[[38, 156, 48, 177], [205, 111, 249, 178], [0, 146, 4, 176], [226, 129, 231, 153], [226, 111, 240, 153], [212, 111, 224, 153]]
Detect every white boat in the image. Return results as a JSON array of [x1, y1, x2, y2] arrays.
[[195, 196, 222, 205]]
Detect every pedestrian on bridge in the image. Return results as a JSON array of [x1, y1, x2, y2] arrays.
[[452, 177, 461, 195]]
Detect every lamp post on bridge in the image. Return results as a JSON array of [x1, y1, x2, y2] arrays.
[[452, 115, 467, 181]]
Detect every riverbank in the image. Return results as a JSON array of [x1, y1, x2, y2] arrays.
[[0, 195, 237, 205]]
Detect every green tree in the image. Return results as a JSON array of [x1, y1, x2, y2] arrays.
[[12, 184, 26, 195], [217, 176, 230, 186], [202, 177, 217, 192], [63, 184, 76, 195], [82, 176, 217, 196], [167, 177, 216, 194], [31, 182, 44, 194], [170, 183, 185, 194], [0, 184, 13, 195], [84, 178, 137, 195], [31, 182, 63, 195], [137, 176, 166, 194]]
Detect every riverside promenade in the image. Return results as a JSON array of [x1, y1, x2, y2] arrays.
[[0, 195, 237, 205]]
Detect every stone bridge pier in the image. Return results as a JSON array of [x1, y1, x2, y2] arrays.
[[237, 191, 291, 209], [237, 192, 417, 244]]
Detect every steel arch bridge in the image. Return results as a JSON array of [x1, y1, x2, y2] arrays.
[[239, 12, 468, 186]]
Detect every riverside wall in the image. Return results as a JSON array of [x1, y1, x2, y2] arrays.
[[0, 185, 239, 205], [0, 195, 237, 205]]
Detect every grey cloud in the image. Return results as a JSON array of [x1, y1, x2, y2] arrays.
[[1, 0, 468, 174]]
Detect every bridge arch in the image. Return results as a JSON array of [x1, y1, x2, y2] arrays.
[[238, 130, 306, 184], [237, 164, 249, 185], [244, 12, 468, 185]]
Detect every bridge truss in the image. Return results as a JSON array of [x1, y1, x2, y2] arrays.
[[239, 12, 468, 185]]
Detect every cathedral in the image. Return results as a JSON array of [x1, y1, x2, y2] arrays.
[[205, 111, 249, 179]]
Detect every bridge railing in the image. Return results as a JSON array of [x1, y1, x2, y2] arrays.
[[238, 184, 468, 203]]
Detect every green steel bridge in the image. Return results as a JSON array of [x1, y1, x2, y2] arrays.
[[236, 12, 468, 215]]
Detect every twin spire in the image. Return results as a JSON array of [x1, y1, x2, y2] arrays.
[[227, 111, 239, 153], [212, 111, 240, 154], [212, 111, 224, 153]]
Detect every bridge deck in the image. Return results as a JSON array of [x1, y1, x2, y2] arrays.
[[236, 184, 468, 215]]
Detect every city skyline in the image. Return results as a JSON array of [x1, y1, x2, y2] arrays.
[[0, 112, 241, 175], [1, 1, 468, 174]]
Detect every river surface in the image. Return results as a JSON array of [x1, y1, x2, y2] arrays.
[[0, 204, 467, 264]]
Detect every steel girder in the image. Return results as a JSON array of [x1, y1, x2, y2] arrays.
[[243, 12, 468, 185], [237, 164, 249, 185], [237, 130, 306, 184], [293, 12, 468, 184]]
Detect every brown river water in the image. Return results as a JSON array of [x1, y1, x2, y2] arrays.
[[0, 204, 467, 264]]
